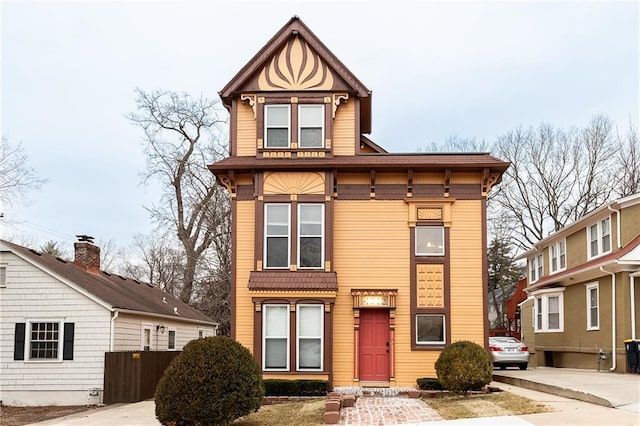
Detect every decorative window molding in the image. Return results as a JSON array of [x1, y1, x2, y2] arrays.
[[587, 217, 611, 259], [533, 288, 565, 332], [549, 240, 566, 274], [586, 282, 599, 331]]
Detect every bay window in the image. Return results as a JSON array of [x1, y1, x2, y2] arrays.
[[534, 289, 564, 332]]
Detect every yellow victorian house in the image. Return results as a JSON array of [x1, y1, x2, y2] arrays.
[[210, 17, 509, 387]]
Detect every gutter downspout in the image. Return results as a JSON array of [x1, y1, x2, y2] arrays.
[[632, 273, 639, 340], [600, 266, 616, 371], [110, 311, 119, 352], [607, 205, 621, 249]]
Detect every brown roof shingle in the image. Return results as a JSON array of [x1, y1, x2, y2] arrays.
[[1, 240, 215, 324], [248, 271, 338, 291]]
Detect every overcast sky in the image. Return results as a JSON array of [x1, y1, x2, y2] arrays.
[[2, 0, 638, 251]]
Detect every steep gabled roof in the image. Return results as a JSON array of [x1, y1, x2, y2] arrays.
[[219, 16, 372, 133], [1, 240, 215, 325]]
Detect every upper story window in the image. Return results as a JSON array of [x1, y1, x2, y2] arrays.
[[588, 217, 611, 259], [265, 204, 291, 268], [549, 240, 566, 274], [415, 226, 445, 256], [529, 253, 543, 283], [298, 105, 324, 148], [265, 105, 291, 148], [264, 104, 325, 149], [298, 204, 324, 268], [264, 203, 325, 270]]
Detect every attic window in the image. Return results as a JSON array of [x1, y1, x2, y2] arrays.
[[298, 105, 324, 148], [265, 105, 290, 148]]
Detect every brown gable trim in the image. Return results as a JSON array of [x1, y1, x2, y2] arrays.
[[360, 135, 387, 153], [248, 271, 338, 291], [219, 17, 370, 105]]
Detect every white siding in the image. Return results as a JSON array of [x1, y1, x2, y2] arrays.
[[113, 313, 216, 351], [0, 251, 111, 406]]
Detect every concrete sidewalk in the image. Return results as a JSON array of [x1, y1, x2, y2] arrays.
[[30, 367, 640, 425], [493, 367, 640, 412]]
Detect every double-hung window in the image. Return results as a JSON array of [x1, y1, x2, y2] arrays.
[[265, 204, 290, 268], [529, 254, 543, 282], [298, 204, 324, 268], [263, 304, 289, 371], [586, 283, 599, 330], [588, 217, 611, 258], [297, 304, 323, 370], [534, 290, 564, 332], [298, 105, 324, 148], [30, 322, 60, 360], [168, 329, 177, 350], [265, 105, 290, 148], [549, 240, 566, 273], [415, 226, 445, 256]]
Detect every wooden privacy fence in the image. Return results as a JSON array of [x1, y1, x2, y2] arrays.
[[104, 351, 181, 404]]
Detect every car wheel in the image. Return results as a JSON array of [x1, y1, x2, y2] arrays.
[[500, 365, 507, 370], [518, 364, 528, 370]]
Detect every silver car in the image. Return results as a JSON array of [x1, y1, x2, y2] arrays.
[[489, 336, 529, 370]]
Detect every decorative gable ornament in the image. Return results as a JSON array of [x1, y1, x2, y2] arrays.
[[258, 35, 334, 91]]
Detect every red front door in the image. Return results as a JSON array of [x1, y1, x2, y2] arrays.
[[359, 309, 390, 382]]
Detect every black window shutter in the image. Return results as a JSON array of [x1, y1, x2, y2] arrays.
[[14, 323, 25, 360], [63, 323, 75, 360]]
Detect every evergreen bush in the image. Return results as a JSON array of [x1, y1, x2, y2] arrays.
[[155, 336, 264, 425], [434, 340, 493, 395], [263, 379, 329, 396]]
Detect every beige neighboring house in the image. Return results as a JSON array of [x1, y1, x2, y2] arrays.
[[0, 237, 217, 406], [519, 193, 640, 373]]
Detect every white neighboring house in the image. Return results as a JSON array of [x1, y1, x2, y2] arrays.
[[0, 237, 218, 406]]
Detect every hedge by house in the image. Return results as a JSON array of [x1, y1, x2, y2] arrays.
[[263, 379, 329, 396], [155, 336, 264, 425], [434, 340, 493, 395]]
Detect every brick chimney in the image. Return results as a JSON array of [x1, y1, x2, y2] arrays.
[[73, 235, 101, 274]]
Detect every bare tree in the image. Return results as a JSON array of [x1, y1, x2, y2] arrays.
[[126, 89, 229, 304], [492, 115, 618, 249], [0, 137, 47, 208], [614, 122, 640, 197], [122, 233, 187, 297], [420, 135, 490, 153]]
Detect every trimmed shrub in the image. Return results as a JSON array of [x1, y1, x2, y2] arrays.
[[416, 377, 445, 391], [263, 379, 329, 396], [155, 336, 264, 425], [434, 340, 493, 395]]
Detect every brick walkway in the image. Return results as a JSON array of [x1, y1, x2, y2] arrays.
[[336, 396, 443, 425]]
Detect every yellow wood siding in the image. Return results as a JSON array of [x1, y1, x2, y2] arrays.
[[414, 173, 444, 184], [376, 173, 406, 184], [236, 102, 257, 157], [337, 173, 369, 185], [449, 200, 485, 345], [621, 203, 640, 246], [235, 201, 256, 352], [451, 173, 482, 184], [333, 98, 355, 156]]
